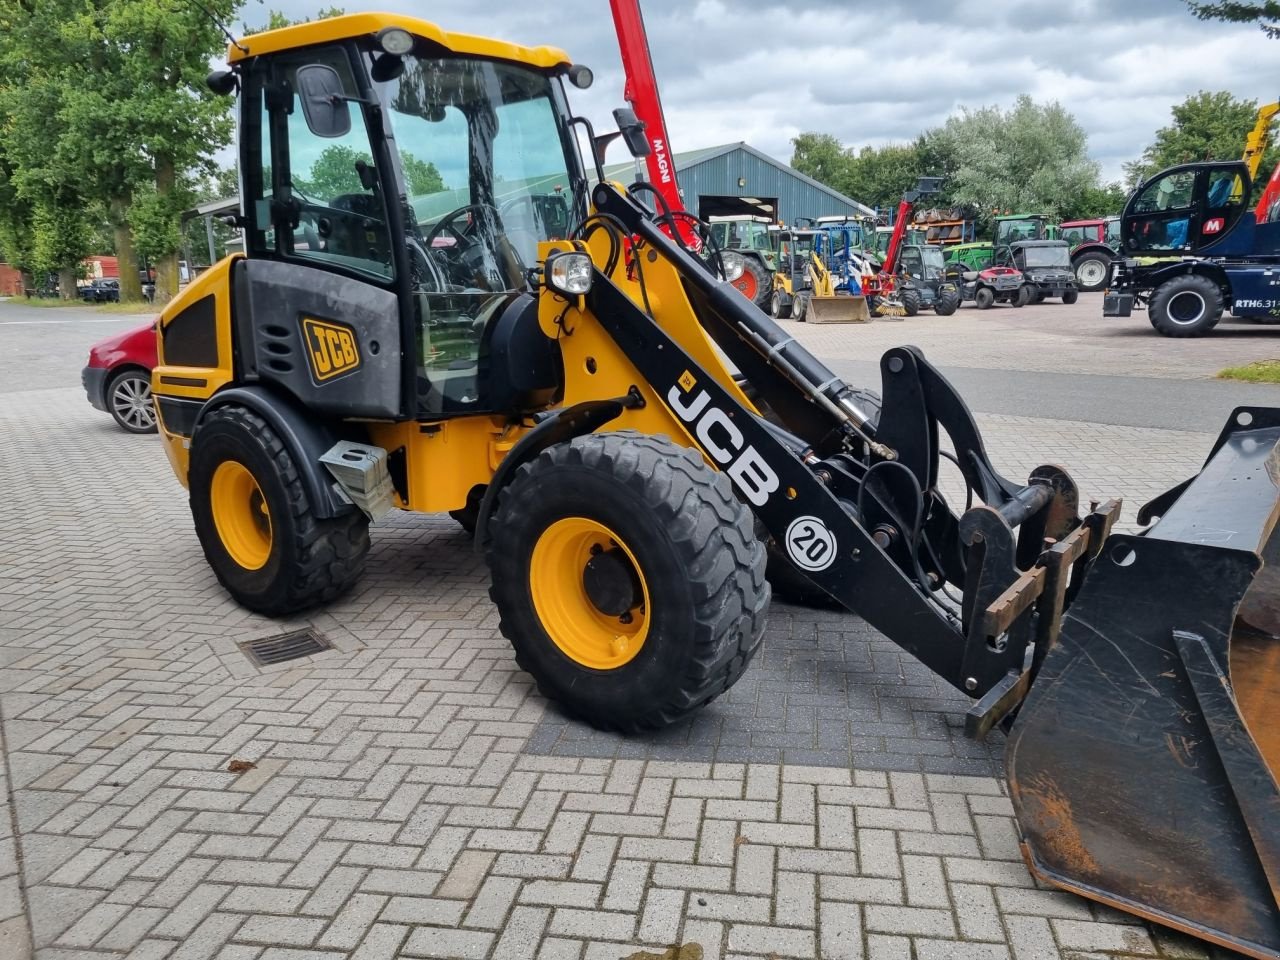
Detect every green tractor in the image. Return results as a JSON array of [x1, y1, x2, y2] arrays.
[[946, 214, 1052, 271], [707, 215, 777, 310]]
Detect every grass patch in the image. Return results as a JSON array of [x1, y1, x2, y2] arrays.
[[0, 297, 154, 314], [1217, 359, 1280, 383]]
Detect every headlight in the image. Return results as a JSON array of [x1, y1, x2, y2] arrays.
[[546, 251, 593, 296], [721, 251, 745, 282], [376, 27, 414, 55]]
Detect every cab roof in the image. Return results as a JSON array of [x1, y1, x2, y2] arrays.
[[228, 11, 571, 71]]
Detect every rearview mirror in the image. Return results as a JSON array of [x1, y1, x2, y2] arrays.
[[296, 64, 351, 139], [612, 107, 649, 159]]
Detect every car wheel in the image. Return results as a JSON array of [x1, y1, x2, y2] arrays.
[[107, 368, 158, 434], [1073, 252, 1112, 292], [1062, 287, 1079, 305], [1148, 274, 1224, 337], [974, 286, 995, 310], [1012, 285, 1030, 308], [771, 290, 791, 320]]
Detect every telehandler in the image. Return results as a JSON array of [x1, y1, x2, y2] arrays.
[[152, 13, 1279, 957]]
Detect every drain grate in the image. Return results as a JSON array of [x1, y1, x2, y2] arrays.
[[238, 629, 332, 666]]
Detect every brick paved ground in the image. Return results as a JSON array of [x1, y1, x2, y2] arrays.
[[0, 301, 1261, 960]]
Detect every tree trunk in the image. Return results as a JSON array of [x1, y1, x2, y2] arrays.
[[110, 195, 144, 302], [153, 156, 179, 305], [58, 266, 77, 301]]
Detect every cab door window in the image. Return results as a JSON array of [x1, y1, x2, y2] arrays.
[[259, 46, 393, 281], [1125, 169, 1197, 252]]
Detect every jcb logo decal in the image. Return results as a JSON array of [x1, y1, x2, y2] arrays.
[[668, 370, 779, 507], [302, 317, 360, 382]]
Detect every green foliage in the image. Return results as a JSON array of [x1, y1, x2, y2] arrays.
[[296, 144, 373, 198], [129, 179, 195, 264], [402, 153, 446, 195], [1187, 1, 1280, 37], [936, 96, 1100, 225], [30, 197, 91, 276], [1123, 90, 1279, 189], [793, 97, 1101, 226], [1067, 183, 1129, 220]]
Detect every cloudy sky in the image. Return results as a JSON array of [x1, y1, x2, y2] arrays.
[[235, 0, 1278, 186]]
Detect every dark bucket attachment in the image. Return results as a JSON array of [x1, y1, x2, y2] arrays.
[[1007, 407, 1280, 959]]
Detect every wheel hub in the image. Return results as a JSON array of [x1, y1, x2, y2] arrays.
[[528, 517, 650, 670], [210, 460, 273, 570], [582, 547, 642, 617]]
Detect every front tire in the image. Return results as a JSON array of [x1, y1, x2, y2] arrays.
[[771, 290, 791, 320], [1148, 274, 1224, 337], [974, 286, 995, 310], [107, 368, 157, 434], [900, 286, 921, 317], [1062, 287, 1079, 305], [487, 431, 769, 732], [189, 406, 370, 615]]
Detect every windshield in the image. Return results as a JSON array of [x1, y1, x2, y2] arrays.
[[714, 220, 773, 253], [920, 246, 945, 277], [996, 218, 1046, 245], [373, 54, 581, 416], [1021, 245, 1071, 268]]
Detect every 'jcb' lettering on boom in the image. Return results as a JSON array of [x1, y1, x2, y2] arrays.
[[667, 380, 779, 506]]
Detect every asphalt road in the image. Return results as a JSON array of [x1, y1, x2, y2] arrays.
[[828, 359, 1280, 434]]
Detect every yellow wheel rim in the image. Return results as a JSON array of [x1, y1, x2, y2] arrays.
[[210, 460, 273, 571], [529, 517, 650, 670]]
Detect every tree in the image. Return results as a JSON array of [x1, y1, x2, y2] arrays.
[[402, 153, 446, 195], [1124, 91, 1279, 191], [935, 96, 1101, 230], [790, 133, 853, 194], [297, 144, 374, 198], [1186, 1, 1280, 37]]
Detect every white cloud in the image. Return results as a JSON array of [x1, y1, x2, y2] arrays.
[[228, 0, 1279, 186]]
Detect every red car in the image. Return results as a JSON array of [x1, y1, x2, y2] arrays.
[[82, 321, 159, 433]]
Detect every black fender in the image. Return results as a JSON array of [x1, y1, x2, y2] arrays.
[[1140, 259, 1229, 295], [473, 397, 632, 549], [195, 385, 356, 519]]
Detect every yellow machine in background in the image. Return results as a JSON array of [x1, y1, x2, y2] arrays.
[[768, 227, 869, 322]]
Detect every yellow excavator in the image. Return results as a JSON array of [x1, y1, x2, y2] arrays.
[[151, 13, 1278, 957]]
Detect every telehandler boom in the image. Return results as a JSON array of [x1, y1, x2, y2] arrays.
[[153, 13, 1279, 957]]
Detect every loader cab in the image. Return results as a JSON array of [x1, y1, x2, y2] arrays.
[[237, 23, 589, 421], [1121, 161, 1252, 256]]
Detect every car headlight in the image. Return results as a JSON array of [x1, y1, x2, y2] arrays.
[[721, 251, 745, 282], [545, 251, 593, 296]]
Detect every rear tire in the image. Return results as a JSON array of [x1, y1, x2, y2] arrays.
[[487, 431, 769, 732], [1148, 274, 1224, 337], [732, 258, 772, 310], [934, 289, 961, 316], [974, 286, 995, 310], [189, 406, 370, 615], [1073, 252, 1112, 292]]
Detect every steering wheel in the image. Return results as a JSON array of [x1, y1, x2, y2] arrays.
[[424, 203, 498, 249]]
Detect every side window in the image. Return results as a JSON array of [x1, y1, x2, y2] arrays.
[[1104, 219, 1121, 246], [1206, 169, 1245, 211], [1134, 171, 1195, 213], [900, 249, 923, 276], [265, 48, 393, 280], [1060, 227, 1084, 246]]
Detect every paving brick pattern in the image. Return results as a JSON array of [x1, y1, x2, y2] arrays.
[[0, 305, 1252, 960]]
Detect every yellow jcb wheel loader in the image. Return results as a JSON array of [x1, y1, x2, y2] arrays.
[[151, 13, 1279, 956], [769, 227, 870, 323]]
